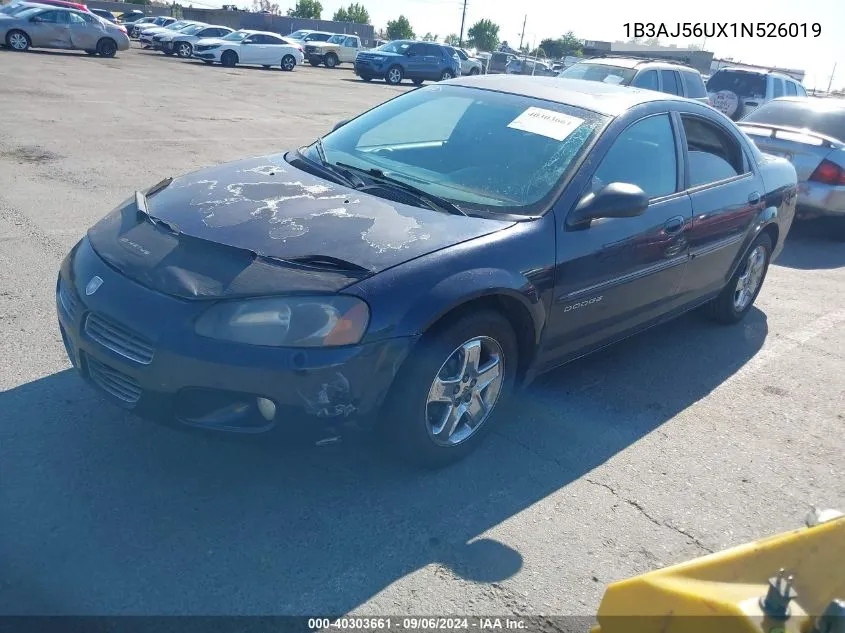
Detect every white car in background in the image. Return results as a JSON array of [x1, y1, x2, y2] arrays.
[[192, 29, 304, 70], [138, 19, 198, 47], [158, 23, 233, 58]]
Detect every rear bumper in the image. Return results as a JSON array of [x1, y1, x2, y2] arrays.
[[797, 180, 845, 218], [57, 238, 415, 436]]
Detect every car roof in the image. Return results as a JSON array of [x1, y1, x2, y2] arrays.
[[241, 29, 285, 37], [579, 57, 698, 72], [449, 75, 687, 116]]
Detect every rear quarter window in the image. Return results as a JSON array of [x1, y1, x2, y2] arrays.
[[681, 71, 707, 98]]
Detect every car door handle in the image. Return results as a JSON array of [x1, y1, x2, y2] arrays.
[[748, 191, 761, 205], [663, 216, 685, 235]]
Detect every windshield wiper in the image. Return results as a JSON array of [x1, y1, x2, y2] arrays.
[[334, 162, 467, 216], [291, 146, 366, 190]]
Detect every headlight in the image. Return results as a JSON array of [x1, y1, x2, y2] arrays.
[[205, 44, 220, 50], [195, 296, 370, 347]]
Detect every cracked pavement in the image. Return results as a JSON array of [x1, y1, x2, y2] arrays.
[[1, 47, 844, 617]]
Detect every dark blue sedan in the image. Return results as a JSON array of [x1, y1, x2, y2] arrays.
[[355, 40, 460, 85], [57, 77, 797, 466]]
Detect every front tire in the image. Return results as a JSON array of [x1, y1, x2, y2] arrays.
[[281, 54, 296, 71], [176, 41, 192, 58], [324, 52, 338, 68], [220, 50, 237, 67], [469, 67, 480, 75], [706, 233, 772, 324], [439, 69, 455, 81], [385, 64, 403, 85], [97, 37, 117, 58], [308, 56, 322, 66], [6, 30, 30, 52], [380, 310, 517, 468]]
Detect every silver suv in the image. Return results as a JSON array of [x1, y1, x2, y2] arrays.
[[558, 57, 710, 104], [706, 68, 808, 121]]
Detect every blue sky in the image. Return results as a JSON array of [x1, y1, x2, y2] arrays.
[[216, 0, 845, 90]]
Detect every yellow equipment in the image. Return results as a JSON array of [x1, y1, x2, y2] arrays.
[[592, 509, 845, 633]]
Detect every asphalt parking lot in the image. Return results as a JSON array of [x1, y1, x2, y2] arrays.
[[1, 45, 844, 618]]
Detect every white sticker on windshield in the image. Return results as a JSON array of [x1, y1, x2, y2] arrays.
[[507, 107, 584, 141]]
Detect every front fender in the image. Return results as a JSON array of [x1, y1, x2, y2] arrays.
[[401, 268, 546, 343]]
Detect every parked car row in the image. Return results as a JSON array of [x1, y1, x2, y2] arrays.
[[129, 18, 305, 70], [0, 0, 128, 56]]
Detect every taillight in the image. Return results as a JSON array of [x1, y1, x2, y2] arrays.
[[809, 159, 845, 186]]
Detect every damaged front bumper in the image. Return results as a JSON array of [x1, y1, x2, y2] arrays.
[[56, 239, 416, 437]]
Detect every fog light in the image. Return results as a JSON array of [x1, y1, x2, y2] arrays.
[[256, 397, 276, 421]]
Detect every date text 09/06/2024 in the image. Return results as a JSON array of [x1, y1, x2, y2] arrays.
[[624, 22, 821, 39], [308, 617, 528, 630]]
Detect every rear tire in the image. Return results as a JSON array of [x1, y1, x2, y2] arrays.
[[705, 233, 772, 324], [96, 37, 117, 58], [469, 67, 480, 75], [175, 41, 192, 58], [220, 50, 237, 67], [281, 54, 296, 71], [6, 30, 30, 52], [439, 69, 455, 81], [379, 310, 517, 468], [309, 56, 322, 66], [385, 64, 403, 85]]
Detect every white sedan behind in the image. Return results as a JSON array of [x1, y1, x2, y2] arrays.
[[192, 29, 304, 70]]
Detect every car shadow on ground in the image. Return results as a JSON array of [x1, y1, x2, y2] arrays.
[[775, 218, 845, 270], [1, 307, 768, 615]]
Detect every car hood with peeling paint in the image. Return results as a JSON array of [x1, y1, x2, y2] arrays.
[[86, 153, 516, 299]]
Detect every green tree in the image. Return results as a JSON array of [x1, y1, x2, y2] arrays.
[[643, 37, 661, 46], [466, 19, 499, 52], [559, 31, 582, 56], [332, 2, 369, 23], [444, 33, 459, 46], [386, 15, 414, 40], [286, 0, 321, 18], [422, 32, 438, 41]]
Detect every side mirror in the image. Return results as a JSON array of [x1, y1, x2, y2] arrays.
[[242, 38, 254, 44], [568, 182, 649, 228], [332, 119, 350, 132], [30, 15, 44, 22]]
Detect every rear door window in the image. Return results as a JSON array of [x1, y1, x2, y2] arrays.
[[785, 81, 797, 96], [660, 70, 681, 95], [772, 78, 784, 98], [680, 115, 747, 187]]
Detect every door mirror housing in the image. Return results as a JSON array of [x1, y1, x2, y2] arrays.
[[242, 38, 254, 44], [30, 15, 44, 22], [568, 182, 649, 229], [332, 119, 350, 132]]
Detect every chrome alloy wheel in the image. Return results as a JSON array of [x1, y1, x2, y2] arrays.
[[425, 337, 504, 446], [9, 32, 28, 50], [387, 67, 402, 83], [733, 244, 767, 311]]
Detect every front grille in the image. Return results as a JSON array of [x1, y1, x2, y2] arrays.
[[305, 45, 316, 53], [85, 312, 154, 365], [58, 281, 80, 322], [87, 356, 142, 404]]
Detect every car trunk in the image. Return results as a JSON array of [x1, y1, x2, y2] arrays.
[[739, 123, 842, 181]]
